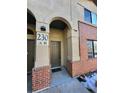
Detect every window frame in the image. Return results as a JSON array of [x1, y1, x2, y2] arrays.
[[91, 12, 97, 25], [84, 8, 97, 25], [93, 41, 97, 57], [84, 8, 92, 23], [87, 40, 97, 58], [87, 40, 94, 58]]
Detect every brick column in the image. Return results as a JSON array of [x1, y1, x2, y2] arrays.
[[67, 61, 82, 77], [32, 66, 51, 91]]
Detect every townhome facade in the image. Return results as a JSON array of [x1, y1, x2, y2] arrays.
[[27, 0, 97, 92]]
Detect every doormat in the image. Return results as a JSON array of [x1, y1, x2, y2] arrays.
[[52, 68, 61, 72]]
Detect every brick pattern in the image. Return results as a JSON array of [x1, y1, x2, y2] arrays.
[[67, 22, 97, 77], [67, 60, 97, 77], [32, 66, 51, 91], [67, 61, 81, 77]]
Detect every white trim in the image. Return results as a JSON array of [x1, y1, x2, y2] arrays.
[[32, 87, 49, 93], [27, 34, 35, 40], [51, 66, 61, 70]]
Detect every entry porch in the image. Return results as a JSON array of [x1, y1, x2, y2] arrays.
[[37, 67, 90, 93], [28, 67, 90, 93]]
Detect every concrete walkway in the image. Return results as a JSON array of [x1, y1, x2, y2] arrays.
[[39, 79, 90, 93], [38, 68, 90, 93], [51, 68, 73, 87]]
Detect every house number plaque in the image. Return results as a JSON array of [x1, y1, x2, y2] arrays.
[[36, 32, 49, 46]]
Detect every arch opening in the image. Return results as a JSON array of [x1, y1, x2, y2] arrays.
[[27, 9, 36, 74], [49, 18, 71, 71], [27, 9, 36, 25], [50, 17, 72, 30], [50, 20, 68, 30]]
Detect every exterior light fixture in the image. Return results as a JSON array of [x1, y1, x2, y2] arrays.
[[40, 26, 46, 31]]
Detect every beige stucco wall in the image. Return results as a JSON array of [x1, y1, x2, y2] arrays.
[[27, 0, 96, 68], [27, 0, 96, 28]]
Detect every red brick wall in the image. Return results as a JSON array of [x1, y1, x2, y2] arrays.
[[79, 21, 97, 75], [67, 22, 97, 77], [32, 66, 51, 91]]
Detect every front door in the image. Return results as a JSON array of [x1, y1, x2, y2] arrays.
[[50, 41, 61, 69], [27, 40, 35, 73]]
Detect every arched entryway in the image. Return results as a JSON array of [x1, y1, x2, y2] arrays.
[[27, 9, 36, 93], [49, 18, 71, 72], [27, 9, 36, 74]]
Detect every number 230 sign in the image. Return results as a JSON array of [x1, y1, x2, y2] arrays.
[[36, 32, 49, 46]]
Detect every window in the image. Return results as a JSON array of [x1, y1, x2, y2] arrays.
[[84, 8, 92, 23], [87, 40, 97, 58], [91, 12, 97, 25], [87, 40, 93, 58], [93, 41, 97, 57], [84, 8, 97, 25]]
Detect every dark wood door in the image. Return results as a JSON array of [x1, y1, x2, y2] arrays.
[[27, 40, 35, 72], [50, 41, 61, 68]]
